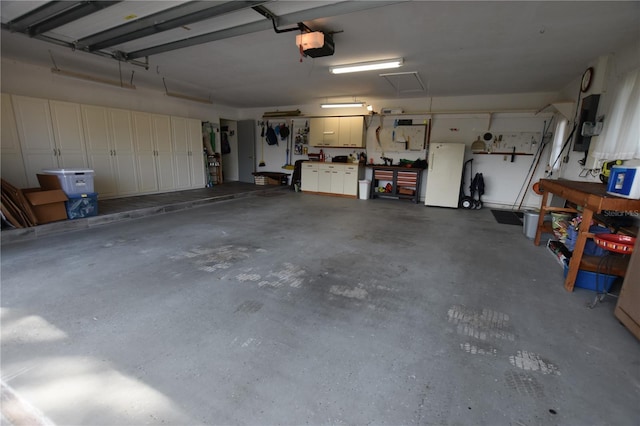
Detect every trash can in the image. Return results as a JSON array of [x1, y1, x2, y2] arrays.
[[523, 210, 553, 239], [359, 180, 371, 200], [523, 210, 543, 239]]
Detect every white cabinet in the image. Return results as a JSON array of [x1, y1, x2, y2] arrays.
[[187, 118, 205, 188], [82, 105, 139, 197], [343, 164, 359, 196], [318, 163, 333, 192], [171, 116, 191, 190], [108, 108, 140, 196], [301, 162, 319, 192], [132, 112, 175, 193], [152, 114, 175, 192], [301, 162, 362, 197], [337, 116, 365, 147], [1, 94, 28, 188], [171, 117, 205, 190], [309, 117, 339, 146], [12, 95, 88, 187], [309, 116, 364, 147]]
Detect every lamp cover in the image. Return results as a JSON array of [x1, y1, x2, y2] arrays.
[[296, 32, 324, 49]]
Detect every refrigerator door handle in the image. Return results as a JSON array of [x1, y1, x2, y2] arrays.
[[430, 151, 435, 171]]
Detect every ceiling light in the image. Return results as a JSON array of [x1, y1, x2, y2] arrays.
[[329, 58, 403, 74], [295, 32, 324, 50], [320, 102, 365, 108], [51, 68, 136, 90]]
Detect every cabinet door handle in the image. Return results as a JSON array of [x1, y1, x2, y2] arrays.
[[58, 148, 62, 156], [53, 148, 57, 156]]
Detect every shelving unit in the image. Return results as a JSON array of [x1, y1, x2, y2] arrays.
[[206, 153, 222, 186]]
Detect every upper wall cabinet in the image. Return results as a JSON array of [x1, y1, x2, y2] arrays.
[[309, 116, 365, 148], [1, 94, 28, 188], [12, 95, 88, 187]]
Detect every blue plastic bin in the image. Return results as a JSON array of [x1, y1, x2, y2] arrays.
[[65, 192, 98, 219]]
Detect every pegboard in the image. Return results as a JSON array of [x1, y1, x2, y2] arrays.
[[479, 131, 545, 154], [370, 116, 430, 153]]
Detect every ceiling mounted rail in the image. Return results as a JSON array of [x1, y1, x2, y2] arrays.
[[78, 1, 264, 51], [26, 1, 123, 38], [124, 0, 400, 60], [4, 1, 85, 33], [251, 4, 310, 34]]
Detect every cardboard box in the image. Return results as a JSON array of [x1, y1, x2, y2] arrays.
[[22, 188, 68, 224]]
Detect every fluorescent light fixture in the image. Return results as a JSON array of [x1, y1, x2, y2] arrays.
[[320, 102, 365, 108], [165, 92, 212, 104], [329, 58, 403, 74], [51, 68, 136, 90]]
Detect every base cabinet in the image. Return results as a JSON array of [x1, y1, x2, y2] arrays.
[[301, 162, 362, 198], [301, 162, 319, 192]]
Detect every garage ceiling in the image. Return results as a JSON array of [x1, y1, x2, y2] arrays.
[[1, 1, 639, 108]]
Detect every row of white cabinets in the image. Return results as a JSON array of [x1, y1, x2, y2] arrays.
[[1, 94, 205, 198], [308, 116, 365, 147], [300, 162, 363, 197]]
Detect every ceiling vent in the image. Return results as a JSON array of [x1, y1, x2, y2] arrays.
[[380, 71, 426, 93], [296, 32, 334, 58]]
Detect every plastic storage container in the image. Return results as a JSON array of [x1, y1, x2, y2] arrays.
[[359, 180, 371, 200], [42, 169, 95, 196], [563, 263, 617, 292], [65, 192, 98, 219]]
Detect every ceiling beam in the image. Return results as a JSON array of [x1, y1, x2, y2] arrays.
[[123, 0, 402, 60], [5, 1, 85, 33], [78, 1, 266, 52], [27, 1, 123, 37]]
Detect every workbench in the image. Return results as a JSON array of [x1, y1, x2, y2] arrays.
[[534, 179, 640, 291], [368, 165, 424, 204]]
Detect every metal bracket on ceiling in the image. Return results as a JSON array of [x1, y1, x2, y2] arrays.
[[251, 4, 310, 34]]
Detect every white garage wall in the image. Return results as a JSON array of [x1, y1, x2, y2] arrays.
[[0, 59, 235, 123], [241, 92, 557, 209]]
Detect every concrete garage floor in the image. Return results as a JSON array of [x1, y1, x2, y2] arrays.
[[1, 191, 639, 425]]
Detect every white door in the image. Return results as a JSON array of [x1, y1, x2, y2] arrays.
[[171, 116, 191, 189], [12, 95, 58, 187], [82, 105, 117, 197], [132, 111, 158, 193], [152, 114, 175, 191], [424, 143, 466, 208], [1, 94, 28, 187], [109, 108, 139, 196], [49, 100, 88, 169]]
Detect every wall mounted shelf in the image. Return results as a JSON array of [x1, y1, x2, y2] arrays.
[[473, 151, 533, 156]]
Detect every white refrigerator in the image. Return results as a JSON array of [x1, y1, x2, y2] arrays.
[[424, 143, 466, 208]]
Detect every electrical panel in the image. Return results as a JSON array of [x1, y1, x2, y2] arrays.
[[573, 94, 600, 152]]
